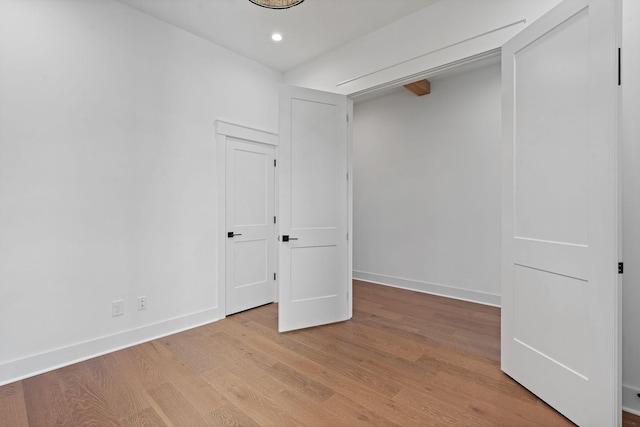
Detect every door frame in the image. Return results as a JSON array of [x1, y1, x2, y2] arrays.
[[215, 119, 279, 319], [343, 37, 620, 420]]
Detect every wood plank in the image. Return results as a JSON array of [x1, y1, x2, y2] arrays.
[[278, 327, 406, 398], [150, 354, 228, 420], [320, 317, 426, 361], [147, 382, 209, 427], [322, 393, 403, 427], [403, 79, 431, 96], [0, 382, 29, 427], [206, 402, 260, 427], [85, 354, 149, 420], [266, 362, 334, 403], [215, 317, 327, 379], [222, 320, 431, 426], [4, 280, 636, 426], [624, 411, 640, 427], [55, 362, 121, 426], [204, 367, 305, 426], [157, 329, 221, 374], [107, 346, 167, 391], [293, 325, 440, 390], [393, 385, 490, 426], [22, 371, 74, 426], [203, 329, 345, 425], [120, 406, 169, 427], [353, 297, 404, 321], [430, 370, 572, 426]]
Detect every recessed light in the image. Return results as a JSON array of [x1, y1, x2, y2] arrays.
[[271, 33, 283, 42]]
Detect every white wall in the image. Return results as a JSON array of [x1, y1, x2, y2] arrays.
[[0, 0, 281, 385], [352, 63, 501, 306], [284, 0, 561, 96], [621, 0, 640, 415]]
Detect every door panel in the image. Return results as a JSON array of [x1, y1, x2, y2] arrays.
[[279, 86, 350, 332], [225, 138, 275, 315], [513, 265, 588, 374], [234, 148, 269, 226], [291, 99, 340, 229], [291, 246, 339, 301], [514, 8, 589, 245], [233, 240, 268, 288], [501, 0, 620, 425]]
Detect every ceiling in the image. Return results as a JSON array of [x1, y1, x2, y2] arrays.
[[115, 0, 439, 72]]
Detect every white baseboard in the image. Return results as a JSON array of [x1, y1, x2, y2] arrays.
[[0, 308, 219, 387], [353, 271, 501, 307], [624, 384, 640, 416]]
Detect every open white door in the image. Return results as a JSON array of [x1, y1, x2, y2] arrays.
[[278, 85, 351, 332], [501, 0, 620, 426]]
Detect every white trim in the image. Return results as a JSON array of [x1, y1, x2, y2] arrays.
[[215, 120, 278, 146], [214, 119, 279, 318], [339, 27, 510, 88], [0, 308, 218, 387], [347, 99, 354, 319], [335, 17, 526, 94], [348, 49, 501, 103], [623, 385, 640, 416], [353, 271, 500, 307]]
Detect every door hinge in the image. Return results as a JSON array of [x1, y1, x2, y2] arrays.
[[346, 172, 349, 181], [618, 48, 621, 86], [346, 233, 349, 241], [618, 262, 623, 274], [347, 114, 349, 123], [274, 216, 276, 224], [274, 272, 277, 281], [274, 159, 277, 167]]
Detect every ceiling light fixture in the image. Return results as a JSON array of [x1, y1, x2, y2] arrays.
[[271, 33, 283, 42], [248, 0, 304, 9]]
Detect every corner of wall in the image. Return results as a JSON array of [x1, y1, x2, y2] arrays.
[[0, 308, 219, 387], [353, 271, 500, 307]]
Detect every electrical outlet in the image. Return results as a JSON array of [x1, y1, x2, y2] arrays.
[[137, 296, 147, 310], [112, 300, 124, 317]]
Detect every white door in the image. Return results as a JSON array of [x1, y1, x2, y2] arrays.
[[225, 138, 276, 315], [501, 0, 620, 425], [278, 85, 351, 332]]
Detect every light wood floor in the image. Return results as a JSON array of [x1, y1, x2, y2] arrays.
[[1, 280, 639, 426]]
